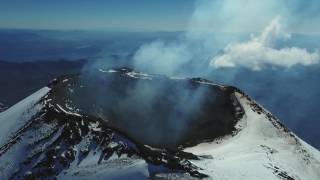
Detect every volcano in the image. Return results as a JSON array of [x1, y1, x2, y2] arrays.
[[0, 68, 319, 180]]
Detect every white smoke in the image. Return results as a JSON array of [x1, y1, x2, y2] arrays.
[[211, 17, 320, 70], [133, 40, 192, 75], [133, 0, 320, 75]]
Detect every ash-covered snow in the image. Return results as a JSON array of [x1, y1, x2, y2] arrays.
[[0, 101, 7, 112], [58, 155, 150, 180]]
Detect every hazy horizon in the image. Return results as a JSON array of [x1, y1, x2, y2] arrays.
[[1, 0, 320, 34]]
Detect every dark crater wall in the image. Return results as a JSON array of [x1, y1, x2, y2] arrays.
[[50, 68, 244, 149]]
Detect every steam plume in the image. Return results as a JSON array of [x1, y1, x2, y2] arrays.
[[211, 17, 320, 70], [132, 0, 320, 74]]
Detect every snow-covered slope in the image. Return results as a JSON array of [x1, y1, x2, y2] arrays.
[[185, 92, 320, 180], [0, 87, 50, 147], [0, 68, 319, 180]]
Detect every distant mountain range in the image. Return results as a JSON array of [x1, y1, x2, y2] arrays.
[[0, 60, 87, 108]]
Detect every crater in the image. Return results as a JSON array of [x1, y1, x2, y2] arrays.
[[50, 68, 244, 149]]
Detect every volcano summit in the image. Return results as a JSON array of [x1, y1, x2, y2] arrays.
[[0, 68, 319, 180]]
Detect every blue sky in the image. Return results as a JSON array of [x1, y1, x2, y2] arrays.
[[0, 0, 195, 31], [0, 0, 319, 33]]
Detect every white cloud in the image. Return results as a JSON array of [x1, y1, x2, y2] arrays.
[[211, 17, 320, 70]]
